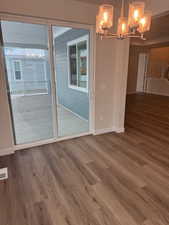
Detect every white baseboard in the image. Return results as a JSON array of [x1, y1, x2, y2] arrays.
[[127, 91, 137, 95], [14, 131, 93, 152], [94, 127, 125, 135], [0, 127, 124, 156], [0, 148, 15, 157], [115, 127, 125, 133], [146, 91, 169, 97], [94, 127, 115, 135]]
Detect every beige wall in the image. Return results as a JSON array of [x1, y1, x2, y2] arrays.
[[95, 38, 116, 131], [113, 39, 130, 131], [146, 0, 169, 15], [148, 47, 169, 78], [146, 46, 169, 96], [127, 45, 169, 95], [146, 78, 169, 96], [1, 0, 97, 24], [0, 0, 130, 154]]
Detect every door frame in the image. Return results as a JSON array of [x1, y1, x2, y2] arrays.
[[0, 13, 96, 152], [136, 53, 148, 93]]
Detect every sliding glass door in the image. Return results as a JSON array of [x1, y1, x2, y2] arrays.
[[1, 21, 55, 144], [0, 19, 91, 146], [52, 26, 90, 137]]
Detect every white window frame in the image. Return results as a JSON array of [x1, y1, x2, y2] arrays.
[[43, 60, 49, 94], [13, 60, 23, 81], [67, 35, 89, 93]]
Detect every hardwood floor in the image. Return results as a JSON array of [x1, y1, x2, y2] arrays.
[[1, 93, 169, 225]]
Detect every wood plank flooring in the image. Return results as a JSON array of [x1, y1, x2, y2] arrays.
[[1, 93, 169, 225]]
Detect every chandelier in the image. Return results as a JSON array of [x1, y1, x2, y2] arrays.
[[96, 0, 152, 40]]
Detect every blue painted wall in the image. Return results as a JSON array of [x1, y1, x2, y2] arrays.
[[5, 56, 50, 95], [55, 28, 89, 120]]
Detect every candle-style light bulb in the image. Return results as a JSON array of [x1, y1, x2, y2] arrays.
[[128, 1, 145, 28], [138, 11, 152, 33]]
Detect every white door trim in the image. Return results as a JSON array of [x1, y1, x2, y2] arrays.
[[48, 24, 58, 138], [136, 53, 147, 93], [0, 13, 96, 154]]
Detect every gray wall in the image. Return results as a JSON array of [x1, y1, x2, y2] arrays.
[[1, 21, 48, 49], [55, 28, 89, 120], [5, 56, 51, 95]]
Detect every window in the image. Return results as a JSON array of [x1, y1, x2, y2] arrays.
[[67, 35, 88, 92], [13, 60, 22, 80]]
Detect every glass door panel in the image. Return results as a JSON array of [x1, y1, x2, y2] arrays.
[[52, 26, 90, 137], [1, 21, 55, 144]]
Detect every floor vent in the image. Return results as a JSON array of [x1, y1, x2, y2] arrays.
[[0, 168, 8, 180]]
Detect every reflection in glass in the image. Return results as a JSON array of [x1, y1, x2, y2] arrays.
[[53, 26, 89, 137], [1, 21, 54, 144], [69, 45, 77, 85], [77, 40, 87, 88]]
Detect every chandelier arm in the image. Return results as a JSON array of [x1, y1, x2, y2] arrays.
[[99, 32, 145, 37], [97, 32, 146, 40], [98, 33, 118, 38]]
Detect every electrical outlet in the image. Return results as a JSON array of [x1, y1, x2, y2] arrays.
[[0, 168, 8, 180]]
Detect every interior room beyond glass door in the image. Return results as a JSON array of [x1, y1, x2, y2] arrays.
[[52, 26, 90, 137], [1, 21, 55, 144]]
